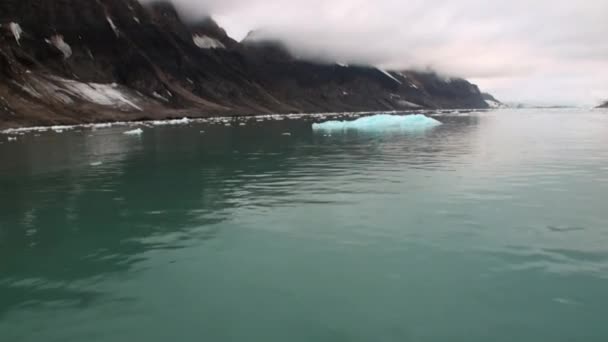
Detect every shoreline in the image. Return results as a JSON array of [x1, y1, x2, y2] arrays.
[[1, 109, 477, 135]]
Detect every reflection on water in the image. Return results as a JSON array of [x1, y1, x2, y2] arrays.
[[1, 109, 608, 341]]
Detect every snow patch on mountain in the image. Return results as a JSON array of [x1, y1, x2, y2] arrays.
[[47, 35, 72, 59], [9, 23, 22, 45], [193, 35, 225, 49], [106, 17, 119, 37], [485, 99, 503, 108], [377, 69, 402, 85]]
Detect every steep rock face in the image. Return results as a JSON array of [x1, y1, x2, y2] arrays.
[[598, 101, 608, 108], [0, 0, 492, 128]]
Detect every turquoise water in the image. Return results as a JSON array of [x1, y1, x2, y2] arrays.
[[1, 109, 608, 341]]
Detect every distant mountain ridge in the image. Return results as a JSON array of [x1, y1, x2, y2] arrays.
[[599, 101, 608, 108], [0, 0, 495, 128]]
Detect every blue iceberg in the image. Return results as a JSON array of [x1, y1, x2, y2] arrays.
[[312, 114, 442, 132]]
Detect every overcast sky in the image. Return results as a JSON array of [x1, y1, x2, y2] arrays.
[[149, 0, 608, 106]]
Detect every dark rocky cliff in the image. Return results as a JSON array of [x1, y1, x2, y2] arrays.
[[599, 101, 608, 108], [0, 0, 492, 128]]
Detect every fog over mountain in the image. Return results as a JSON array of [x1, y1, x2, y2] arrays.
[[148, 0, 608, 106]]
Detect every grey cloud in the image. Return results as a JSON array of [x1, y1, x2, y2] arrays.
[[141, 0, 608, 105]]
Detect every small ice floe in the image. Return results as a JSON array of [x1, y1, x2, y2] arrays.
[[123, 128, 143, 136], [192, 35, 225, 49], [281, 132, 292, 136], [90, 161, 103, 167], [51, 125, 75, 133], [553, 298, 581, 306], [133, 17, 140, 24], [149, 117, 191, 126], [313, 114, 441, 132], [239, 122, 246, 126], [7, 137, 17, 141]]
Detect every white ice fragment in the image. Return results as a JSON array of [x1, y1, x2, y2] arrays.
[[312, 114, 441, 132], [192, 35, 225, 49], [124, 128, 143, 136], [9, 23, 22, 45], [281, 132, 292, 136], [90, 161, 103, 166], [48, 125, 75, 133], [149, 117, 190, 126], [106, 17, 119, 37], [336, 62, 349, 67], [133, 17, 140, 24], [7, 137, 17, 141], [50, 35, 72, 59]]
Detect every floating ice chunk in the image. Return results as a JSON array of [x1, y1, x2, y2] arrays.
[[312, 114, 441, 132], [90, 161, 103, 166], [281, 132, 292, 136], [7, 137, 17, 141], [193, 35, 225, 49], [124, 128, 143, 136], [149, 117, 190, 126]]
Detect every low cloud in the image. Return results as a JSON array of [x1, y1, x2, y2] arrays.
[[142, 0, 608, 105]]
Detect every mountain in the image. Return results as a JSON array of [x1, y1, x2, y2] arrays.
[[481, 93, 505, 108], [0, 0, 493, 128], [599, 101, 608, 108]]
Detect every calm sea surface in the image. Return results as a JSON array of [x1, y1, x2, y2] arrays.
[[1, 109, 608, 341]]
